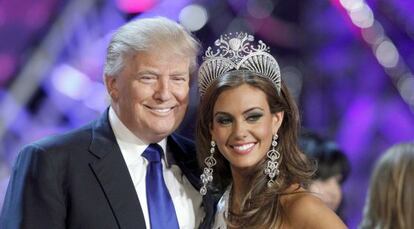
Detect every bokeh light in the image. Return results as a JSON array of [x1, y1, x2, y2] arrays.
[[340, 0, 364, 12], [361, 21, 384, 45], [375, 40, 399, 68], [179, 4, 208, 31], [349, 3, 374, 28], [398, 77, 414, 105], [115, 0, 157, 14], [51, 64, 92, 100]]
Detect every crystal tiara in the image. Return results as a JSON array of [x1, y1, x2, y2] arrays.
[[198, 32, 281, 96]]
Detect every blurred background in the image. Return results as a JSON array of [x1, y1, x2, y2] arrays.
[[0, 0, 413, 228]]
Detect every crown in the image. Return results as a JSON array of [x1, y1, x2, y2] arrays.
[[198, 32, 281, 96]]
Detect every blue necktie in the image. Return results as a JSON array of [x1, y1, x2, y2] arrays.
[[142, 144, 179, 229]]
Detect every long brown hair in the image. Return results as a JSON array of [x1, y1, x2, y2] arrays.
[[359, 142, 414, 229], [196, 71, 315, 228]]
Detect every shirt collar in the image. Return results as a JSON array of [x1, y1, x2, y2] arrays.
[[108, 106, 170, 165]]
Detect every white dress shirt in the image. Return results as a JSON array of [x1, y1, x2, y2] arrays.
[[109, 107, 204, 229]]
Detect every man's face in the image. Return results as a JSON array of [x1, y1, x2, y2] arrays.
[[106, 51, 190, 143]]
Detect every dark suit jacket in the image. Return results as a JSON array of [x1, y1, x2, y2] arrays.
[[0, 109, 217, 229]]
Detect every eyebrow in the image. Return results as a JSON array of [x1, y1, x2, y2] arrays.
[[137, 70, 160, 76], [243, 107, 264, 114], [214, 107, 264, 117], [136, 70, 189, 77], [170, 71, 188, 76]]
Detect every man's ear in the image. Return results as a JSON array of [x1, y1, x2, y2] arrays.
[[272, 111, 284, 134], [105, 75, 118, 102]]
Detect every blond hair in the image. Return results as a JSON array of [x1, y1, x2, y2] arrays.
[[360, 142, 414, 229], [104, 17, 200, 78]]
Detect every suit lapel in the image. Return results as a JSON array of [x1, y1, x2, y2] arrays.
[[167, 134, 201, 190], [89, 109, 146, 229], [167, 134, 222, 229]]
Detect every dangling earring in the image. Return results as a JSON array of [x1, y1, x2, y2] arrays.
[[200, 140, 217, 195], [264, 134, 280, 187]]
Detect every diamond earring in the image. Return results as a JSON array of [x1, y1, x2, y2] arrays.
[[264, 134, 280, 187], [200, 140, 217, 195]]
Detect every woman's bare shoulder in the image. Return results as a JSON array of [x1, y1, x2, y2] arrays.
[[281, 187, 348, 229]]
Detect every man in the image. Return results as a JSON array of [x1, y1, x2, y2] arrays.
[[0, 17, 216, 229]]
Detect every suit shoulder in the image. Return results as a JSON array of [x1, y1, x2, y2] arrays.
[[18, 121, 96, 162], [172, 133, 195, 144], [29, 122, 94, 150], [170, 133, 195, 150], [12, 121, 99, 178]]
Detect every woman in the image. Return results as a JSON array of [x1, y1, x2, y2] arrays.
[[196, 32, 346, 228], [359, 142, 414, 229], [299, 131, 351, 216]]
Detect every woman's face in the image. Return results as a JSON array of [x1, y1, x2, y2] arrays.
[[210, 84, 283, 173]]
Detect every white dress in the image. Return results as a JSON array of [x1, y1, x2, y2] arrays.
[[212, 186, 231, 229]]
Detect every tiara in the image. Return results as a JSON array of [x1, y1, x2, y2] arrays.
[[198, 32, 281, 96]]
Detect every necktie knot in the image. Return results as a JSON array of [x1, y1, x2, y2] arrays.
[[142, 143, 163, 162]]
